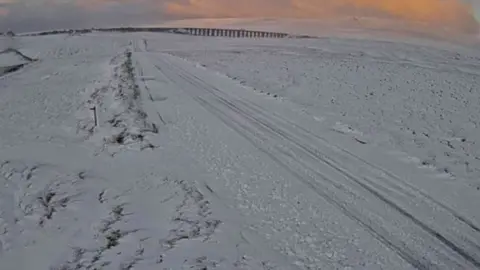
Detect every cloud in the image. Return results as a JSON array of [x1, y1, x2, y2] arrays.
[[0, 0, 13, 17], [0, 0, 478, 34], [0, 0, 164, 32], [73, 0, 144, 11], [165, 0, 290, 18], [0, 7, 9, 16], [164, 0, 478, 33]]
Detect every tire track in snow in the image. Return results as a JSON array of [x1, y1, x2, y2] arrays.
[[233, 101, 480, 266], [235, 97, 480, 235], [160, 60, 426, 269], [169, 64, 431, 269], [155, 54, 480, 269]]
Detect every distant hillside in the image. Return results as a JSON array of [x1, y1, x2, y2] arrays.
[[155, 17, 480, 45]]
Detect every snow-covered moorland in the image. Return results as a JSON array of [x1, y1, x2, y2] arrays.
[[1, 29, 480, 270], [173, 36, 480, 185]]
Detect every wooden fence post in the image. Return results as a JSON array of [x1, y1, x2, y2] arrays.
[[90, 106, 98, 127]]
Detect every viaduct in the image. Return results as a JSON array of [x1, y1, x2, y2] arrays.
[[175, 28, 289, 38]]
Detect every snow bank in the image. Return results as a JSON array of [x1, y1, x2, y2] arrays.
[[0, 51, 27, 67]]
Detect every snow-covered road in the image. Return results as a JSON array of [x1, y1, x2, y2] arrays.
[[1, 33, 480, 269]]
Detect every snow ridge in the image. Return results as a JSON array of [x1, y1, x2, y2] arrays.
[[78, 49, 158, 156]]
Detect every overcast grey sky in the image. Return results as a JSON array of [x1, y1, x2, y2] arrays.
[[0, 0, 171, 32], [1, 0, 479, 33]]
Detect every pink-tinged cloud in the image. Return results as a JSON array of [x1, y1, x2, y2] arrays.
[[0, 7, 9, 16], [73, 0, 148, 11], [164, 0, 478, 33], [74, 0, 121, 11]]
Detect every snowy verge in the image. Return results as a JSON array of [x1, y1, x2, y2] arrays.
[[77, 49, 158, 156], [0, 48, 36, 77]]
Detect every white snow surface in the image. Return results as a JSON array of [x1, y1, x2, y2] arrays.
[[0, 31, 479, 270], [0, 51, 27, 68]]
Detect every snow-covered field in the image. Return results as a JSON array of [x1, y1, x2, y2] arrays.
[[1, 30, 480, 269], [173, 36, 480, 185]]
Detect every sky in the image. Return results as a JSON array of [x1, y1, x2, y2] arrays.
[[0, 0, 479, 33]]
